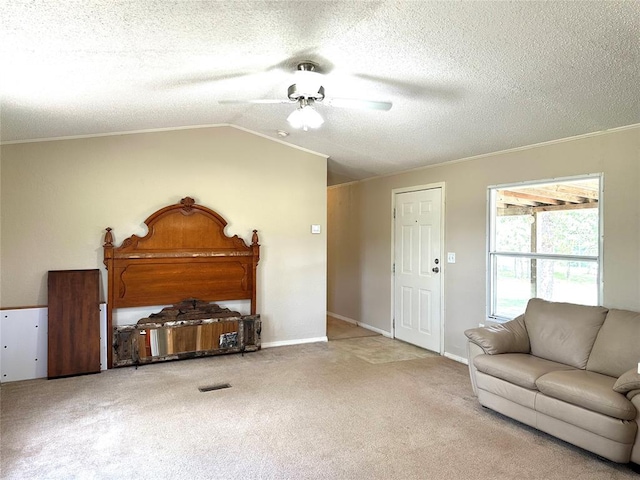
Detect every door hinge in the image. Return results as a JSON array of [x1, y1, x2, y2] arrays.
[[392, 263, 395, 274], [393, 208, 396, 219]]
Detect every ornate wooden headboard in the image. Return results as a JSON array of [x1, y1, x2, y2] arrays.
[[103, 197, 260, 367]]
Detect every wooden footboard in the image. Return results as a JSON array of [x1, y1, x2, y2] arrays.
[[113, 300, 261, 367]]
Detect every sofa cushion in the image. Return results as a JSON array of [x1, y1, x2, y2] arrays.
[[535, 394, 638, 445], [474, 353, 575, 390], [536, 370, 636, 420], [524, 298, 608, 369], [586, 309, 640, 378]]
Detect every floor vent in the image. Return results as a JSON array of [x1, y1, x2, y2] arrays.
[[198, 383, 231, 392]]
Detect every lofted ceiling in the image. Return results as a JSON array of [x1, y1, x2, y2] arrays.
[[1, 1, 639, 185]]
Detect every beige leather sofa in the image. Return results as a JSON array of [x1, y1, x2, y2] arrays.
[[465, 298, 640, 465]]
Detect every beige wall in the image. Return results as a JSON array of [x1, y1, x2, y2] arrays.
[[327, 184, 361, 320], [328, 126, 640, 360], [1, 126, 328, 345]]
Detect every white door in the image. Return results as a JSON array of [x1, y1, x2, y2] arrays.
[[393, 188, 442, 352]]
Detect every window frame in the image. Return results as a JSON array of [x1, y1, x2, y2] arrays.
[[486, 173, 604, 322]]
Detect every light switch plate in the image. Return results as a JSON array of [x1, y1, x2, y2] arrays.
[[311, 224, 321, 234], [447, 252, 456, 263]]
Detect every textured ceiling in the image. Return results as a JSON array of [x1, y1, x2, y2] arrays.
[[2, 1, 639, 185]]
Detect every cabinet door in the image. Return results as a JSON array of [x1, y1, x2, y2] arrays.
[[48, 269, 100, 378]]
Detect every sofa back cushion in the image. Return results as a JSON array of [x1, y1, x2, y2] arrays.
[[586, 309, 640, 378], [524, 298, 608, 369]]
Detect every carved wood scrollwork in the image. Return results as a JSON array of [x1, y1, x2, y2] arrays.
[[118, 268, 127, 299], [241, 264, 248, 290], [121, 237, 134, 248], [104, 227, 114, 247], [180, 196, 196, 214]]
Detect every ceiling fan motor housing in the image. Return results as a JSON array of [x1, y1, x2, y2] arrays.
[[288, 62, 325, 101], [288, 84, 325, 102]]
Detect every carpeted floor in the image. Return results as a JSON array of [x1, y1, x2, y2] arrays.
[[326, 316, 380, 341], [1, 337, 637, 479]]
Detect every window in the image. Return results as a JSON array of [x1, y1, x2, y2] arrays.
[[488, 176, 601, 321]]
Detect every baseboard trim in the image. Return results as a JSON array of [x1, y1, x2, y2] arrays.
[[262, 337, 328, 349], [327, 312, 357, 325], [327, 312, 392, 338], [360, 323, 392, 338], [444, 352, 468, 365]]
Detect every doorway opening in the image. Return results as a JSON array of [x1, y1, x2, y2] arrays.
[[326, 315, 380, 341]]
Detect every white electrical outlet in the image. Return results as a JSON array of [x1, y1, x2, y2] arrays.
[[447, 252, 456, 263]]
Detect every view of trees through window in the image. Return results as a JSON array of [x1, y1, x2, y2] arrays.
[[489, 178, 600, 319]]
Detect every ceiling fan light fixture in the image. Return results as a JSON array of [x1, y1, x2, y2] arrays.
[[287, 100, 324, 131]]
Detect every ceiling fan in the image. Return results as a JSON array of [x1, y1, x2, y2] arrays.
[[218, 62, 393, 131]]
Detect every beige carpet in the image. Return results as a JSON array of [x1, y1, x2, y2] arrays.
[[1, 337, 637, 479]]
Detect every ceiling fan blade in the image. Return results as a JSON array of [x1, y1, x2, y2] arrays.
[[162, 49, 329, 89], [353, 73, 460, 101], [326, 98, 392, 111], [218, 99, 294, 105], [161, 70, 260, 88]]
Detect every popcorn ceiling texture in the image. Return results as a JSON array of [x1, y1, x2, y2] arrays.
[[1, 1, 639, 183]]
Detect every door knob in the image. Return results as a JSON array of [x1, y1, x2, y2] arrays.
[[432, 267, 440, 273]]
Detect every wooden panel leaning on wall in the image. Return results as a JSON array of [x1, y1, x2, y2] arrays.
[[47, 269, 101, 378]]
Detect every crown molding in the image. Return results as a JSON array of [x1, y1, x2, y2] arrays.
[[0, 123, 329, 159]]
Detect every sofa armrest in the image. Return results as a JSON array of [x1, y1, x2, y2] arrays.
[[613, 368, 640, 394], [466, 342, 485, 397], [464, 314, 530, 355]]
